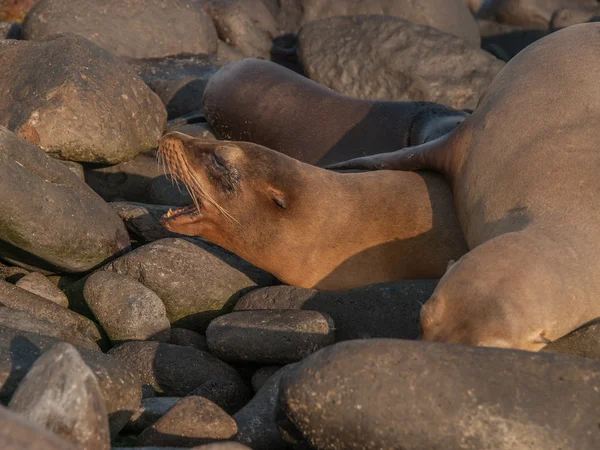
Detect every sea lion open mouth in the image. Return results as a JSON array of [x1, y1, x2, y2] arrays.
[[162, 204, 200, 221]]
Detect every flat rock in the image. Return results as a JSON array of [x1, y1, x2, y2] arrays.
[[233, 364, 296, 450], [235, 280, 437, 341], [84, 271, 171, 345], [0, 35, 166, 163], [0, 326, 141, 436], [188, 378, 252, 415], [169, 328, 208, 351], [125, 397, 180, 434], [0, 127, 131, 272], [135, 396, 237, 447], [251, 366, 281, 392], [9, 343, 110, 450], [102, 238, 275, 331], [0, 306, 99, 351], [23, 0, 218, 59], [542, 319, 600, 361], [0, 280, 101, 343], [0, 404, 79, 449], [15, 272, 69, 307], [207, 310, 335, 364], [298, 15, 504, 110], [109, 202, 181, 244], [108, 341, 244, 397], [280, 339, 600, 449]]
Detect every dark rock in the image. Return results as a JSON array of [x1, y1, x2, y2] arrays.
[[83, 271, 171, 344], [0, 326, 141, 436], [169, 328, 208, 351], [478, 19, 547, 61], [298, 15, 503, 110], [109, 202, 182, 244], [146, 175, 194, 206], [0, 404, 79, 449], [102, 238, 275, 331], [251, 366, 281, 392], [23, 0, 218, 59], [207, 310, 335, 364], [542, 319, 600, 361], [188, 378, 252, 415], [150, 75, 213, 120], [0, 35, 166, 163], [280, 339, 600, 449], [476, 0, 598, 28], [108, 341, 245, 397], [9, 343, 110, 450], [125, 397, 180, 434], [235, 281, 437, 341], [0, 20, 20, 38], [142, 384, 157, 399], [135, 396, 237, 447], [0, 127, 131, 272], [233, 364, 296, 450], [0, 262, 28, 282], [0, 306, 99, 351], [15, 272, 68, 307], [0, 280, 101, 343], [192, 443, 251, 449]]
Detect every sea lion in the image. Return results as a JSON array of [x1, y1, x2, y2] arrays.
[[203, 58, 469, 166], [157, 132, 467, 290], [328, 24, 600, 350]]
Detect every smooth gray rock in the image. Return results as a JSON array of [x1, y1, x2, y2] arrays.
[[109, 202, 181, 244], [0, 35, 166, 163], [0, 127, 131, 272], [9, 343, 110, 450], [102, 238, 275, 331], [207, 310, 335, 364], [299, 15, 503, 110], [280, 339, 600, 449], [23, 0, 218, 59], [84, 271, 171, 344], [16, 272, 69, 307]]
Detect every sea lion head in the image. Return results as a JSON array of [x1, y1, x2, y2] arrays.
[[418, 237, 554, 351], [157, 132, 314, 277]]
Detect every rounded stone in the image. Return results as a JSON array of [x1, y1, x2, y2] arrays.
[[15, 272, 69, 308]]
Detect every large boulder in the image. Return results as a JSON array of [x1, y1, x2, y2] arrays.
[[22, 0, 218, 59], [0, 127, 131, 272], [0, 35, 166, 163], [298, 15, 503, 110]]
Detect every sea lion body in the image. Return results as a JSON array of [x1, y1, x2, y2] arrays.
[[330, 24, 600, 349], [203, 58, 468, 166], [158, 133, 467, 290]]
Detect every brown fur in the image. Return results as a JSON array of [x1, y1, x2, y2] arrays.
[[158, 132, 467, 290], [330, 24, 600, 350]]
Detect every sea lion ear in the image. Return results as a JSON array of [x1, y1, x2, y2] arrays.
[[269, 188, 288, 209]]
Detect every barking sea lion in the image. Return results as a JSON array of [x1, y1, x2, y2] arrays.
[[329, 23, 600, 350], [157, 132, 467, 290]]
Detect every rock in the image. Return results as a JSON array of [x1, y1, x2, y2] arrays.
[[298, 15, 503, 110], [150, 76, 213, 120], [188, 378, 252, 415], [204, 0, 278, 59], [108, 341, 244, 397], [192, 443, 251, 450], [0, 326, 141, 436], [235, 281, 437, 341], [0, 307, 99, 351], [83, 271, 171, 345], [15, 272, 69, 307], [135, 396, 237, 447], [207, 310, 335, 364], [102, 238, 275, 331], [147, 175, 194, 206], [0, 20, 20, 38], [23, 0, 218, 59], [542, 319, 600, 361], [550, 5, 600, 31], [280, 339, 600, 449], [9, 343, 110, 450], [110, 202, 182, 244], [0, 262, 28, 282], [0, 0, 36, 22], [58, 160, 85, 181], [476, 0, 598, 28], [169, 328, 208, 351], [233, 364, 296, 450], [142, 384, 157, 399], [0, 404, 79, 449], [0, 36, 166, 164], [0, 127, 131, 272], [125, 397, 180, 434], [0, 280, 101, 343], [251, 366, 281, 392], [477, 19, 546, 61]]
